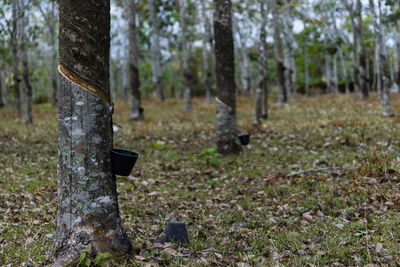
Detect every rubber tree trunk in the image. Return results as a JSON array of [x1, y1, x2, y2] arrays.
[[338, 47, 349, 94], [0, 71, 4, 108], [356, 0, 369, 99], [11, 0, 21, 118], [201, 0, 212, 104], [283, 39, 292, 98], [20, 6, 33, 124], [49, 2, 58, 107], [374, 42, 382, 101], [214, 0, 241, 154], [260, 0, 268, 119], [180, 0, 192, 111], [148, 0, 165, 101], [333, 52, 339, 93], [283, 0, 296, 95], [325, 52, 332, 93], [253, 88, 263, 128], [128, 0, 142, 120], [369, 0, 394, 116], [393, 28, 400, 93], [341, 0, 360, 95], [232, 17, 250, 97], [54, 1, 132, 265], [305, 46, 309, 95], [272, 0, 287, 105]]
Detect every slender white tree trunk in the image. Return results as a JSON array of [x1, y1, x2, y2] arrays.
[[201, 0, 212, 104], [128, 0, 142, 120], [180, 0, 192, 111], [232, 17, 250, 97], [333, 52, 339, 93], [338, 48, 349, 94], [260, 0, 269, 118], [20, 1, 33, 124], [369, 0, 394, 116], [148, 0, 164, 101], [305, 46, 309, 95]]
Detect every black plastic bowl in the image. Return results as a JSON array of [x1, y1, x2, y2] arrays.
[[164, 221, 189, 244], [239, 134, 250, 146], [110, 149, 139, 176]]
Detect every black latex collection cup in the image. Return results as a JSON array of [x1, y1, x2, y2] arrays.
[[110, 149, 139, 176], [239, 134, 250, 146]]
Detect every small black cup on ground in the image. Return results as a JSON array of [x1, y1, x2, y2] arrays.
[[164, 221, 189, 244], [111, 149, 139, 176], [239, 134, 250, 146]]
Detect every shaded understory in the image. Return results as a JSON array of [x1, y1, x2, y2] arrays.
[[1, 93, 400, 266]]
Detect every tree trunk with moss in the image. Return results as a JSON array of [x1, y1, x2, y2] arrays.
[[180, 0, 192, 111], [128, 0, 142, 120], [53, 1, 132, 265], [214, 0, 241, 154]]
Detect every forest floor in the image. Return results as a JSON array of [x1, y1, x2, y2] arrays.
[[1, 93, 400, 266]]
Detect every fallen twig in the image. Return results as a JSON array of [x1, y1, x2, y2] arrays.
[[287, 166, 353, 177]]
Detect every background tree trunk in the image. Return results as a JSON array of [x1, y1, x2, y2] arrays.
[[0, 70, 4, 108], [305, 46, 309, 95], [20, 2, 33, 124], [214, 0, 241, 154], [148, 0, 165, 101], [393, 28, 400, 93], [54, 0, 132, 264], [128, 0, 142, 120], [260, 0, 269, 119], [369, 0, 394, 116], [253, 88, 263, 128], [201, 0, 212, 104], [356, 0, 369, 99], [180, 0, 192, 111], [11, 0, 21, 118], [338, 48, 349, 94], [272, 0, 287, 105], [232, 17, 250, 97], [333, 52, 339, 93]]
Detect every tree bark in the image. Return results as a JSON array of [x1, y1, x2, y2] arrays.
[[283, 0, 296, 95], [333, 52, 339, 94], [20, 3, 33, 124], [128, 0, 142, 120], [305, 46, 309, 95], [214, 0, 241, 154], [272, 0, 287, 105], [325, 52, 332, 93], [356, 0, 369, 99], [393, 28, 400, 93], [54, 1, 132, 265], [11, 0, 21, 118], [338, 48, 349, 94], [374, 42, 382, 101], [0, 71, 4, 108], [342, 0, 360, 95], [369, 0, 394, 116], [180, 0, 192, 111], [233, 17, 250, 97], [148, 0, 165, 101], [201, 0, 212, 104], [49, 2, 58, 107], [253, 88, 263, 128], [260, 0, 268, 119]]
